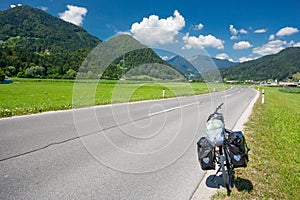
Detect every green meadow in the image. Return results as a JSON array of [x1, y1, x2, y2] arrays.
[[213, 87, 300, 199], [0, 78, 225, 117]]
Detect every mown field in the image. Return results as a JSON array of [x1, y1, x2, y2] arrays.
[[213, 87, 300, 199], [0, 78, 226, 117]]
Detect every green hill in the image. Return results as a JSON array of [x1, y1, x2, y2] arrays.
[[78, 34, 185, 81], [220, 47, 300, 81], [0, 5, 101, 79], [0, 5, 100, 53]]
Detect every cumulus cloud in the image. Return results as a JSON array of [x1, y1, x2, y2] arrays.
[[230, 35, 238, 40], [269, 34, 275, 40], [239, 29, 248, 34], [194, 23, 204, 30], [229, 25, 248, 40], [254, 28, 267, 33], [276, 27, 299, 37], [252, 39, 287, 56], [160, 56, 171, 60], [233, 41, 253, 50], [10, 4, 22, 8], [216, 53, 230, 60], [59, 5, 87, 26], [130, 10, 185, 45], [229, 25, 238, 35], [38, 6, 48, 11], [239, 56, 255, 63], [293, 42, 300, 47], [182, 33, 224, 50]]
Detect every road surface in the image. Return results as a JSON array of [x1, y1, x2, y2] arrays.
[[0, 86, 257, 200]]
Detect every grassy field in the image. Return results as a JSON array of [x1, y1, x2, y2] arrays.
[[0, 78, 226, 117], [212, 87, 300, 199]]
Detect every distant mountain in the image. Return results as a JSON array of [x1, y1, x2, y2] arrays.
[[167, 54, 237, 80], [219, 47, 300, 81]]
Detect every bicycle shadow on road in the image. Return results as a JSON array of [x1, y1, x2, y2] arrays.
[[205, 174, 224, 188], [205, 174, 253, 193]]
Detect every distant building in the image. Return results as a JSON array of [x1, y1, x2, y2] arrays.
[[278, 82, 299, 87]]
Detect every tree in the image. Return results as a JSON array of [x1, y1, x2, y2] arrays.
[[25, 66, 45, 78], [0, 68, 5, 81]]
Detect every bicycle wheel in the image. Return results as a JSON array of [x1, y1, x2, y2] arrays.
[[220, 147, 234, 193], [220, 155, 229, 189], [224, 146, 234, 191], [225, 155, 234, 191]]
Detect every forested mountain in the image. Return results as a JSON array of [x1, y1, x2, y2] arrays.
[[0, 5, 100, 52], [0, 5, 101, 78], [167, 55, 237, 80], [219, 47, 300, 81], [78, 34, 185, 80]]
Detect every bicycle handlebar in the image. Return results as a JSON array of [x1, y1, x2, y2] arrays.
[[214, 103, 224, 114], [207, 103, 224, 122]]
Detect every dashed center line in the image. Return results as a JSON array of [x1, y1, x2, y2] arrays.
[[148, 102, 199, 117]]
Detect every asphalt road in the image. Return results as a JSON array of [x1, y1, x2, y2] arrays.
[[0, 86, 257, 200]]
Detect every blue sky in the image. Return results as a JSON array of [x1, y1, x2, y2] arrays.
[[1, 0, 300, 62]]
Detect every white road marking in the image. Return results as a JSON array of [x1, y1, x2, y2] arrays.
[[148, 102, 199, 117]]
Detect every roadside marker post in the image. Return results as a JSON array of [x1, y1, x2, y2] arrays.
[[262, 89, 265, 104], [162, 89, 166, 98]]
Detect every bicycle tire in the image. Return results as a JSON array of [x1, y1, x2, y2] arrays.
[[225, 153, 234, 190], [220, 155, 229, 188], [220, 147, 234, 192]]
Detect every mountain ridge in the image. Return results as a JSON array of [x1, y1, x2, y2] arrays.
[[167, 54, 238, 80], [219, 47, 300, 81]]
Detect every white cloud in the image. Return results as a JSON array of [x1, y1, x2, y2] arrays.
[[254, 29, 267, 33], [253, 39, 287, 56], [239, 56, 255, 63], [130, 10, 185, 45], [10, 4, 22, 8], [233, 41, 253, 50], [59, 5, 87, 26], [239, 28, 248, 34], [160, 56, 171, 60], [229, 25, 248, 39], [293, 42, 300, 47], [216, 53, 230, 60], [194, 23, 204, 30], [276, 27, 299, 37], [269, 34, 275, 40], [229, 25, 238, 35], [230, 35, 238, 40], [182, 33, 224, 50], [38, 6, 48, 11]]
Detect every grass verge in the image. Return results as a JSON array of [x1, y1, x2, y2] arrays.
[[212, 87, 300, 199], [0, 78, 226, 118]]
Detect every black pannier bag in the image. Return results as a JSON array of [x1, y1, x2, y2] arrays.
[[197, 137, 215, 170], [228, 131, 249, 168]]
